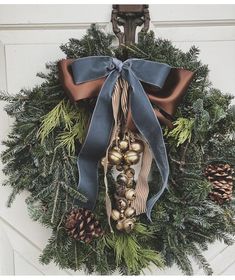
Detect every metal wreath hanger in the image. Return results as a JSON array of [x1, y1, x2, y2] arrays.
[[111, 4, 150, 46]]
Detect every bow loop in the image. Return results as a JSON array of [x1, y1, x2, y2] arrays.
[[71, 56, 113, 84], [128, 59, 171, 88]]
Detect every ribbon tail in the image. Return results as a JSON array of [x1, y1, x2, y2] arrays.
[[125, 70, 170, 221], [76, 71, 120, 210], [131, 140, 153, 214], [103, 78, 122, 232]]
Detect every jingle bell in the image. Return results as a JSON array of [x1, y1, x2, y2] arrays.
[[108, 148, 123, 165], [116, 220, 124, 231], [116, 165, 124, 171], [124, 150, 140, 165], [125, 189, 136, 200], [116, 185, 126, 196], [117, 173, 128, 185], [120, 213, 125, 219], [125, 168, 135, 178], [119, 140, 129, 151], [111, 209, 121, 221], [123, 165, 130, 171], [123, 218, 135, 233], [127, 178, 135, 188], [130, 141, 144, 154], [124, 207, 136, 218], [117, 198, 128, 210]]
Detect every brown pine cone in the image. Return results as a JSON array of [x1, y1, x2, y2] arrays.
[[204, 163, 234, 204], [65, 208, 104, 243]]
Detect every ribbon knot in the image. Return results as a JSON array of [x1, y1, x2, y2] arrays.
[[58, 56, 194, 221], [112, 58, 123, 72]]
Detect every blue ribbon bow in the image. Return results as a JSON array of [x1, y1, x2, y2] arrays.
[[71, 56, 171, 220]]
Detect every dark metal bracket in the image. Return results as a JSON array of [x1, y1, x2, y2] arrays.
[[111, 4, 150, 46]]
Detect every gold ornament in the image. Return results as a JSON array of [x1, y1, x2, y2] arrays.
[[125, 189, 136, 200], [130, 141, 144, 154], [111, 209, 120, 221], [124, 150, 140, 165], [127, 178, 135, 188], [108, 148, 123, 165], [116, 185, 126, 196], [117, 173, 128, 185], [116, 165, 124, 171], [123, 218, 135, 233], [116, 220, 124, 231], [119, 140, 129, 151], [124, 207, 136, 218], [125, 167, 135, 178], [117, 198, 128, 210], [123, 165, 130, 171]]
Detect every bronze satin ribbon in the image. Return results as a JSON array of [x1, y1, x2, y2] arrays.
[[58, 59, 194, 130]]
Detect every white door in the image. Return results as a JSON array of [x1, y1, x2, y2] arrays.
[[0, 4, 235, 275]]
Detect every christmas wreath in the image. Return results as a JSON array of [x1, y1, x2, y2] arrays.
[[0, 24, 235, 275]]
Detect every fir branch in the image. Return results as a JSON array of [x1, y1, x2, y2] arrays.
[[165, 117, 194, 147], [37, 99, 67, 142]]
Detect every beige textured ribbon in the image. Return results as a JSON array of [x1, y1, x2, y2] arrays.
[[103, 78, 122, 232], [131, 141, 153, 214], [120, 79, 153, 214], [103, 78, 153, 227]]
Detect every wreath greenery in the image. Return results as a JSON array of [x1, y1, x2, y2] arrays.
[[0, 24, 235, 275]]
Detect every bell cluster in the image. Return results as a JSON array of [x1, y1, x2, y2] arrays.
[[102, 134, 144, 233]]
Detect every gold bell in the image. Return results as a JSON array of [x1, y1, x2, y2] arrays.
[[111, 209, 121, 221], [117, 173, 128, 185], [116, 185, 126, 196], [123, 218, 135, 233], [116, 220, 124, 231], [116, 165, 124, 171], [117, 198, 128, 210], [124, 150, 140, 165], [123, 165, 130, 171], [108, 148, 123, 165], [125, 189, 136, 200], [120, 213, 125, 219], [124, 207, 136, 218], [119, 140, 129, 151], [125, 168, 135, 178], [127, 178, 135, 188], [130, 141, 144, 154], [113, 145, 120, 151]]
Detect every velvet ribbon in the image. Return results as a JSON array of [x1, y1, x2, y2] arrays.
[[58, 56, 194, 220]]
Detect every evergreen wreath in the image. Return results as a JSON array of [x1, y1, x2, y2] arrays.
[[0, 24, 235, 275]]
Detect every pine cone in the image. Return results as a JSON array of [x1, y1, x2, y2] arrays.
[[65, 208, 104, 243], [204, 163, 234, 204]]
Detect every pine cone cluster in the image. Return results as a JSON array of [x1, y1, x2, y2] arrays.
[[65, 208, 104, 243], [204, 163, 234, 204]]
